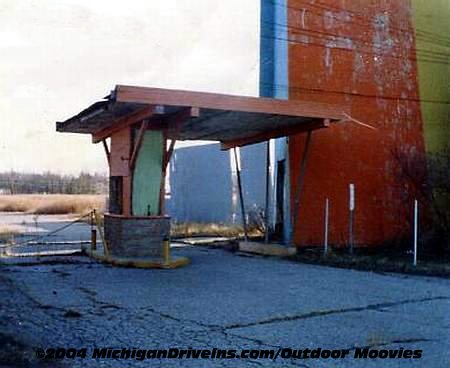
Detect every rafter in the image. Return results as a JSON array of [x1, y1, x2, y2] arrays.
[[220, 119, 330, 150], [102, 139, 110, 166], [92, 105, 154, 143]]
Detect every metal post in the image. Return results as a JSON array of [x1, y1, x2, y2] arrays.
[[413, 199, 418, 266], [348, 183, 355, 254], [324, 198, 329, 256], [234, 148, 248, 242], [264, 140, 270, 244], [94, 210, 108, 255], [90, 210, 97, 251]]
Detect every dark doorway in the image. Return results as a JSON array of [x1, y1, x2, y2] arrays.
[[109, 176, 123, 214], [275, 159, 285, 237]]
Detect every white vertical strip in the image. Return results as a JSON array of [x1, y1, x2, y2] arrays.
[[324, 198, 329, 255], [414, 199, 418, 266]]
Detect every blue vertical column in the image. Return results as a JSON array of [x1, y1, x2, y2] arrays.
[[259, 0, 291, 244], [259, 0, 275, 97]]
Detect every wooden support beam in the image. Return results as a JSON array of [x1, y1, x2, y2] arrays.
[[220, 119, 329, 150], [92, 105, 154, 143], [102, 139, 110, 167], [292, 130, 314, 245], [264, 140, 270, 244], [159, 137, 177, 215], [158, 107, 198, 216], [163, 139, 176, 172], [162, 108, 198, 168], [158, 133, 168, 216], [129, 119, 149, 170], [234, 148, 248, 242]]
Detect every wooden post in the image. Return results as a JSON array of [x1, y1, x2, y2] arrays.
[[234, 148, 248, 242], [129, 119, 149, 170], [292, 130, 313, 245], [102, 139, 111, 167], [157, 107, 195, 216], [264, 140, 270, 244], [158, 133, 168, 216]]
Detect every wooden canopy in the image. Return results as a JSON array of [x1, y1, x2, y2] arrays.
[[56, 85, 347, 149]]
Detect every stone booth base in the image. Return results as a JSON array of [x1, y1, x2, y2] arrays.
[[100, 213, 189, 269], [105, 214, 170, 258]]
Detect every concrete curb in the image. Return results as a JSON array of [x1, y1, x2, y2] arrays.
[[85, 250, 190, 269], [238, 241, 296, 257]]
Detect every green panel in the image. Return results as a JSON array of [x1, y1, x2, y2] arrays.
[[411, 0, 450, 153], [132, 130, 163, 216]]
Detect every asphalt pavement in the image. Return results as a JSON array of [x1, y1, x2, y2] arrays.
[[0, 214, 449, 367]]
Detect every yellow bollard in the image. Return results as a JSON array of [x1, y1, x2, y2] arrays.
[[163, 238, 170, 265], [93, 210, 109, 255]]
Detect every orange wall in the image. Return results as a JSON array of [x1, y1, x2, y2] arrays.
[[110, 128, 131, 177], [110, 128, 132, 215], [287, 0, 426, 246]]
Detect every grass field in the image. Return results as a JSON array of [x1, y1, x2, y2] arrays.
[[0, 194, 106, 215], [172, 222, 247, 238], [0, 195, 261, 238]]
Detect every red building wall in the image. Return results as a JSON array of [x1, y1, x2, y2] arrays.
[[287, 0, 426, 246]]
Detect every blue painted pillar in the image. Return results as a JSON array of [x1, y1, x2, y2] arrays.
[[259, 0, 292, 244]]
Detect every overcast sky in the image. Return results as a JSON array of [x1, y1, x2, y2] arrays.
[[0, 0, 260, 175]]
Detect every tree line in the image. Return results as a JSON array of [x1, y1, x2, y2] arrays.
[[0, 171, 108, 194]]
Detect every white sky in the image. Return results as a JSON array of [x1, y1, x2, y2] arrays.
[[0, 0, 260, 175]]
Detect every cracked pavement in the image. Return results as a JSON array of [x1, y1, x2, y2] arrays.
[[1, 244, 449, 367]]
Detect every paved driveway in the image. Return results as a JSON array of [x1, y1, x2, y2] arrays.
[[1, 242, 449, 367]]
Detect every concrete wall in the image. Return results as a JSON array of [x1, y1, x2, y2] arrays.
[[259, 0, 449, 247], [166, 143, 267, 224], [287, 0, 427, 246], [239, 143, 267, 221]]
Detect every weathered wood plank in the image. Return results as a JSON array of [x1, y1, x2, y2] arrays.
[[115, 85, 345, 120]]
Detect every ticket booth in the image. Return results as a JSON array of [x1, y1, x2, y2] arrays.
[[57, 85, 344, 267]]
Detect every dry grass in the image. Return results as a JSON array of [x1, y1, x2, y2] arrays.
[[0, 195, 106, 215], [171, 222, 262, 238]]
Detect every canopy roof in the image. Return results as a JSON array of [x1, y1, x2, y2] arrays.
[[56, 85, 347, 149]]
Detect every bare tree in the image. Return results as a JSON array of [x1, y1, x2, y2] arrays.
[[392, 147, 450, 253]]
